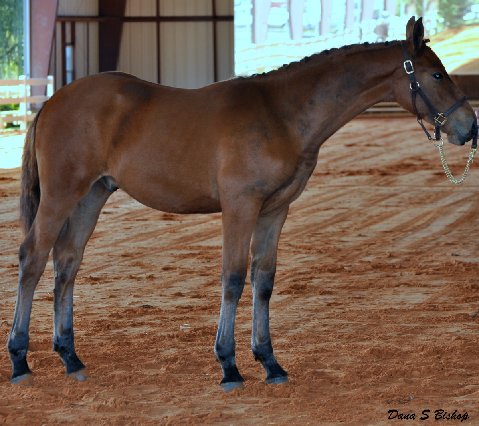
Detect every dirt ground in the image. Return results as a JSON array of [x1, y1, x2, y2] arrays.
[[1, 117, 479, 425]]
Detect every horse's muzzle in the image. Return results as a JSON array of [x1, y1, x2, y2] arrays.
[[447, 132, 467, 146], [448, 121, 478, 146]]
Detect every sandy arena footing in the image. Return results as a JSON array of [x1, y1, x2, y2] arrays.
[[1, 117, 478, 425]]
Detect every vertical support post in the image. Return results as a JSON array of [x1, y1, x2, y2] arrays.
[[252, 0, 272, 44], [99, 0, 127, 72], [156, 0, 161, 84], [361, 0, 374, 22], [212, 0, 218, 82], [61, 21, 66, 86], [86, 22, 90, 75], [345, 0, 355, 30], [320, 0, 333, 36], [30, 0, 58, 107], [385, 0, 397, 16], [22, 75, 27, 131], [24, 0, 30, 78]]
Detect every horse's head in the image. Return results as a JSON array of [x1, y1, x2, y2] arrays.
[[393, 17, 477, 146]]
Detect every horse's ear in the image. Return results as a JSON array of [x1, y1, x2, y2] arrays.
[[405, 16, 416, 38], [406, 16, 425, 54]]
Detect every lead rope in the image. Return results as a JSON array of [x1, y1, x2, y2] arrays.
[[433, 138, 477, 185]]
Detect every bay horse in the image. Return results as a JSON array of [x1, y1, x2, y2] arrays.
[[8, 17, 477, 390]]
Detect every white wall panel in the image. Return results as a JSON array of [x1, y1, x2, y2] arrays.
[[120, 0, 158, 82], [125, 0, 156, 16], [217, 21, 234, 80], [160, 22, 214, 88], [216, 0, 234, 80], [74, 23, 88, 79], [160, 0, 212, 16], [87, 22, 99, 75], [216, 0, 233, 15], [118, 23, 158, 83], [58, 0, 97, 15]]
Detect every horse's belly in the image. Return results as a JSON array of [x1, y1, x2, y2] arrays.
[[119, 178, 221, 214], [111, 140, 221, 213]]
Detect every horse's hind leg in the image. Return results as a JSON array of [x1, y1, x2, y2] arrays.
[[8, 228, 53, 383], [8, 188, 92, 383], [52, 179, 114, 379], [250, 208, 289, 384]]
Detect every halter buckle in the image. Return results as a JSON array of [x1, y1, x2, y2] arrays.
[[410, 81, 420, 91], [403, 60, 414, 74], [434, 113, 447, 126]]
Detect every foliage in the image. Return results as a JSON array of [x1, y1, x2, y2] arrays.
[[437, 0, 474, 28], [0, 103, 19, 111], [414, 0, 424, 17], [0, 0, 24, 79]]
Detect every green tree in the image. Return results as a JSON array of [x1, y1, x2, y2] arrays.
[[414, 0, 424, 17], [437, 0, 473, 29], [0, 0, 24, 78]]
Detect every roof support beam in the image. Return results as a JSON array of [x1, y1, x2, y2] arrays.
[[99, 0, 127, 72]]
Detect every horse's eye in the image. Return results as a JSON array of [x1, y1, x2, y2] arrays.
[[432, 72, 443, 80]]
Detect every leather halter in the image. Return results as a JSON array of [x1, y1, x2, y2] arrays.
[[401, 41, 477, 149]]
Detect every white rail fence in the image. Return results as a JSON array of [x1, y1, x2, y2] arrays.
[[0, 76, 54, 132]]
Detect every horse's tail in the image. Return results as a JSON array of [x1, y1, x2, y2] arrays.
[[20, 106, 43, 235]]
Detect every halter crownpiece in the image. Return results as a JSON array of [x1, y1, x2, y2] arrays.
[[400, 41, 478, 184]]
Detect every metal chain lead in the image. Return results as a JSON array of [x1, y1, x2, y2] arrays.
[[434, 138, 477, 185]]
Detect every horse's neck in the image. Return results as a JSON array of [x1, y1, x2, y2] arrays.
[[269, 44, 400, 155]]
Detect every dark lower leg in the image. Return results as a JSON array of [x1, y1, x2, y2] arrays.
[[53, 333, 85, 374], [8, 332, 31, 380], [251, 268, 287, 383], [250, 208, 289, 383], [53, 258, 85, 374], [8, 238, 49, 380], [214, 272, 246, 387]]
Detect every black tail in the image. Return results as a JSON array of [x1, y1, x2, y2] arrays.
[[20, 108, 43, 234]]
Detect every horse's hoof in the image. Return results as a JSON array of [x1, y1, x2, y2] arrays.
[[68, 368, 88, 382], [265, 375, 288, 385], [10, 373, 33, 386], [220, 381, 245, 392]]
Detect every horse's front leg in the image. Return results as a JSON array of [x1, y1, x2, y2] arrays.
[[215, 197, 261, 391], [251, 207, 289, 384]]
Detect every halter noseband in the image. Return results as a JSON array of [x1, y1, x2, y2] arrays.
[[401, 41, 477, 149]]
